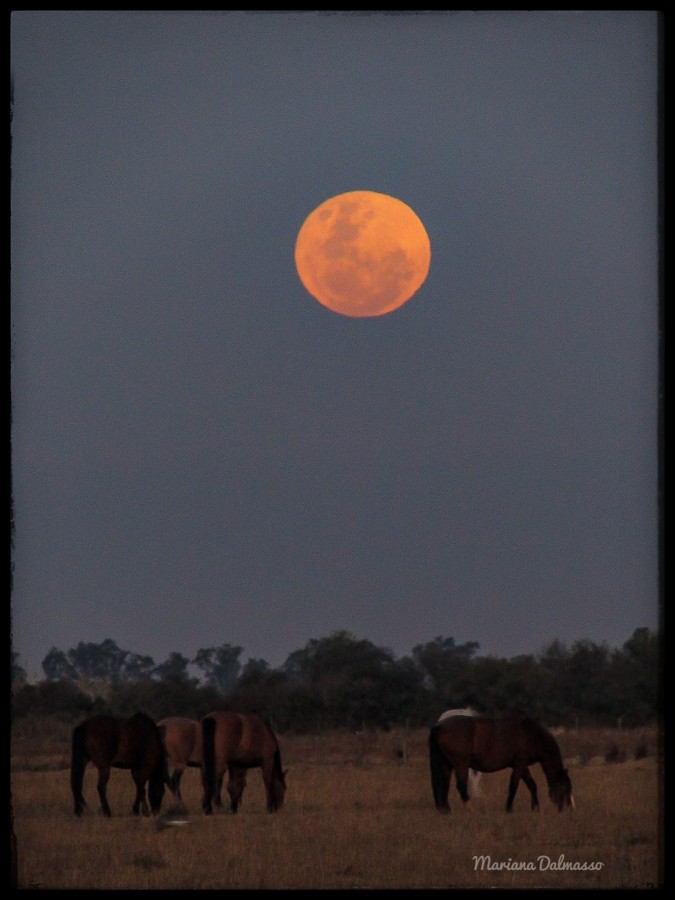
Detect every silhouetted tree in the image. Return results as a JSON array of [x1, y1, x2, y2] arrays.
[[411, 636, 480, 705], [66, 639, 130, 684], [536, 639, 571, 724], [499, 654, 545, 718], [106, 678, 222, 721], [562, 640, 614, 725], [153, 652, 193, 683], [193, 643, 243, 694], [122, 652, 156, 682], [42, 647, 78, 682], [606, 627, 660, 726], [225, 662, 290, 722], [17, 627, 658, 731], [12, 679, 105, 721], [282, 630, 420, 730], [238, 658, 272, 683], [40, 639, 158, 687], [11, 652, 27, 688], [460, 654, 510, 714]]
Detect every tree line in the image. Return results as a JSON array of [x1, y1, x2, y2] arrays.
[[11, 627, 660, 732]]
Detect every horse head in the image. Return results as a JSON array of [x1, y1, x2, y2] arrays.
[[271, 767, 287, 810], [549, 767, 574, 812]]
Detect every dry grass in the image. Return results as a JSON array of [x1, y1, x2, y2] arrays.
[[11, 725, 663, 889]]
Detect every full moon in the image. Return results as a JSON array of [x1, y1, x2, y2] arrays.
[[294, 190, 431, 317]]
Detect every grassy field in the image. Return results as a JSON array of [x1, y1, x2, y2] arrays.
[[11, 722, 663, 889]]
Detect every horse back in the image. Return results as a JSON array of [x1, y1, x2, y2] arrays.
[[77, 715, 122, 766], [239, 713, 279, 761], [434, 715, 476, 759], [159, 717, 202, 765], [113, 714, 162, 769], [206, 711, 277, 767], [435, 716, 521, 772], [471, 717, 527, 768], [455, 715, 547, 771]]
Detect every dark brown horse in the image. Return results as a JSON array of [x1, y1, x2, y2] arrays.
[[201, 711, 286, 815], [429, 710, 574, 813], [70, 712, 166, 817], [158, 716, 225, 808]]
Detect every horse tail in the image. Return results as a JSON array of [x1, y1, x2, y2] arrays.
[[201, 715, 217, 814], [70, 722, 88, 816], [428, 725, 450, 812], [148, 726, 167, 814]]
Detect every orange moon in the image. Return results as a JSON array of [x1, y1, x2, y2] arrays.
[[294, 190, 431, 317]]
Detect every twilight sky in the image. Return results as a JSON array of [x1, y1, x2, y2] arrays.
[[10, 11, 660, 680]]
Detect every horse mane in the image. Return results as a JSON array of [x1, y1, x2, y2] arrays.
[[512, 712, 565, 767], [540, 726, 565, 766]]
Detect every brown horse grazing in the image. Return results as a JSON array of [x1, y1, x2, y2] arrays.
[[158, 717, 225, 808], [429, 710, 574, 814], [70, 712, 166, 817], [201, 711, 286, 815]]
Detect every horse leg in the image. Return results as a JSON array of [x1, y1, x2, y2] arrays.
[[468, 769, 482, 798], [454, 764, 472, 806], [73, 785, 86, 817], [227, 765, 246, 814], [201, 778, 213, 815], [215, 772, 224, 808], [260, 761, 280, 813], [70, 729, 89, 817], [521, 767, 539, 811], [429, 729, 453, 813], [168, 765, 184, 800], [96, 765, 113, 817], [132, 771, 150, 816], [506, 766, 524, 812], [71, 762, 88, 816], [436, 760, 453, 813]]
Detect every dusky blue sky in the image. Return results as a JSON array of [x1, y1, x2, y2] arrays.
[[10, 10, 660, 680]]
